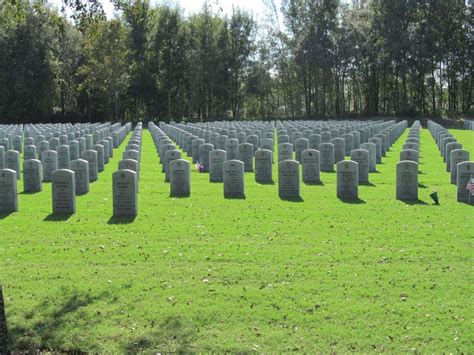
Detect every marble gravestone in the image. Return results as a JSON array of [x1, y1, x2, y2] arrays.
[[278, 160, 300, 199], [457, 161, 474, 204], [450, 150, 470, 184], [164, 150, 182, 182], [445, 142, 462, 172], [278, 143, 293, 162], [57, 145, 71, 169], [113, 169, 138, 216], [331, 138, 345, 163], [301, 149, 320, 184], [81, 150, 98, 182], [319, 143, 335, 172], [70, 140, 80, 161], [239, 143, 253, 172], [5, 150, 20, 180], [396, 160, 418, 201], [23, 159, 42, 193], [0, 169, 18, 212], [0, 146, 4, 169], [350, 149, 369, 183], [199, 143, 214, 172], [309, 134, 321, 150], [223, 160, 245, 198], [42, 150, 58, 182], [170, 159, 191, 197], [255, 149, 273, 184], [225, 139, 239, 161], [93, 144, 105, 172], [400, 149, 419, 163], [342, 133, 354, 155], [360, 142, 377, 172], [70, 159, 90, 195], [336, 160, 358, 199], [294, 138, 309, 163], [24, 145, 37, 160], [52, 169, 76, 214], [192, 138, 205, 163], [209, 149, 226, 183]]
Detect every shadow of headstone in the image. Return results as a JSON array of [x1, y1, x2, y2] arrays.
[[0, 285, 10, 354]]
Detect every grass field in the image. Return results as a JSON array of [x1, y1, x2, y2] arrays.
[[1, 127, 473, 352]]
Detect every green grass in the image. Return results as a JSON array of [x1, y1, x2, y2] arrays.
[[1, 127, 473, 353]]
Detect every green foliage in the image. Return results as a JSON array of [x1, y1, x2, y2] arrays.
[[0, 0, 471, 122]]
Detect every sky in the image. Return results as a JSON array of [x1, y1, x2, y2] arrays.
[[48, 0, 283, 24]]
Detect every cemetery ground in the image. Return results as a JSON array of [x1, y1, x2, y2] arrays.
[[1, 128, 473, 353]]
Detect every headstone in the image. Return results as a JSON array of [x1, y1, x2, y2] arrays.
[[336, 161, 358, 199], [278, 143, 293, 162], [5, 150, 20, 180], [42, 150, 58, 182], [278, 160, 300, 199], [199, 143, 214, 172], [209, 149, 226, 182], [0, 146, 4, 169], [360, 142, 377, 172], [239, 143, 253, 172], [81, 150, 98, 182], [170, 159, 191, 197], [450, 149, 470, 184], [331, 138, 345, 163], [319, 143, 335, 172], [342, 133, 354, 155], [309, 134, 321, 150], [24, 145, 37, 160], [445, 142, 462, 172], [164, 150, 181, 182], [294, 138, 309, 163], [301, 149, 320, 184], [225, 138, 239, 161], [457, 161, 474, 204], [399, 149, 419, 163], [70, 159, 89, 195], [0, 169, 18, 212], [223, 160, 245, 198], [57, 145, 70, 169], [52, 169, 76, 214], [396, 161, 418, 200], [23, 159, 42, 192], [113, 169, 138, 216], [350, 149, 369, 183], [93, 144, 105, 172], [255, 149, 273, 184]]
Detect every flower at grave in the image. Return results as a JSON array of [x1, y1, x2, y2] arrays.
[[195, 161, 204, 173]]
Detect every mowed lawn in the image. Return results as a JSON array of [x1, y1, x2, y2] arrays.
[[1, 127, 473, 353]]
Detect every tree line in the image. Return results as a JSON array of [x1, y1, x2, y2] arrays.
[[0, 0, 471, 123]]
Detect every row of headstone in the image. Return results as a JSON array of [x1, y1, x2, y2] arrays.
[[399, 121, 421, 163], [0, 122, 131, 214], [113, 123, 142, 217], [427, 120, 473, 203]]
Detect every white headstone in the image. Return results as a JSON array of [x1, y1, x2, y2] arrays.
[[70, 159, 89, 195], [52, 169, 76, 214], [278, 160, 300, 199], [170, 159, 191, 197], [350, 149, 369, 183], [223, 160, 245, 198], [336, 160, 358, 199], [23, 159, 42, 192], [209, 149, 226, 182], [255, 149, 273, 184], [396, 160, 418, 200], [113, 169, 138, 216], [42, 150, 58, 182], [457, 161, 474, 204], [81, 150, 98, 182], [301, 149, 320, 184], [0, 169, 18, 212]]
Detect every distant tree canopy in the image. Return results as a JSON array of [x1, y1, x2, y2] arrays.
[[0, 0, 472, 123]]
